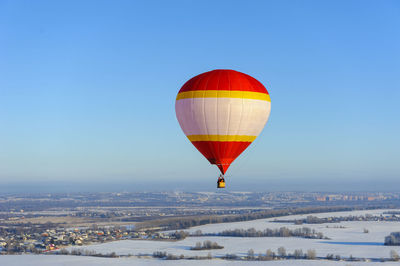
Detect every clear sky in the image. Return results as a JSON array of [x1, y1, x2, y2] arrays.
[[0, 0, 399, 192]]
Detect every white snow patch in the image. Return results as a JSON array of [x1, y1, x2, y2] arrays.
[[1, 255, 400, 266]]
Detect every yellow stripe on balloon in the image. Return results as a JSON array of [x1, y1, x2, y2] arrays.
[[187, 135, 257, 142], [176, 90, 271, 102]]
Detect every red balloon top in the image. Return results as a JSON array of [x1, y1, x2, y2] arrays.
[[178, 69, 269, 94]]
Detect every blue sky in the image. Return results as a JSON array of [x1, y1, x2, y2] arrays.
[[0, 0, 399, 191]]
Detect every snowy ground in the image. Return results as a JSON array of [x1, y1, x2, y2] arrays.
[[2, 209, 400, 265], [1, 255, 400, 266], [64, 209, 400, 259], [183, 209, 400, 234]]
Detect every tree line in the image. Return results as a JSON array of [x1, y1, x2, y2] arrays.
[[136, 205, 382, 231], [200, 227, 326, 239], [274, 214, 400, 225], [190, 240, 223, 250]]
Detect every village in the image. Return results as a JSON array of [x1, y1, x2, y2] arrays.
[[0, 225, 177, 254]]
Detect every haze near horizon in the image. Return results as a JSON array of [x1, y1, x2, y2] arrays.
[[0, 0, 399, 191]]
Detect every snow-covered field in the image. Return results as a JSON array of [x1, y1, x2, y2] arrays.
[[2, 209, 400, 265], [1, 255, 400, 266], [183, 209, 399, 234], [66, 209, 400, 259]]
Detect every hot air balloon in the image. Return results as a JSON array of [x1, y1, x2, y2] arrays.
[[175, 69, 271, 188]]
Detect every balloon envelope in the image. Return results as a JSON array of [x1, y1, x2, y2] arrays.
[[175, 69, 271, 174]]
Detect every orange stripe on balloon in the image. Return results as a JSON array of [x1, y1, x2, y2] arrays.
[[176, 90, 270, 101], [187, 135, 257, 142]]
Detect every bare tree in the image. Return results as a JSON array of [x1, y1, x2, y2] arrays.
[[294, 249, 303, 259], [306, 249, 316, 259], [59, 248, 69, 255], [194, 230, 202, 236], [247, 249, 255, 260], [326, 253, 334, 260], [390, 250, 399, 261], [277, 246, 286, 257], [266, 249, 274, 260]]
